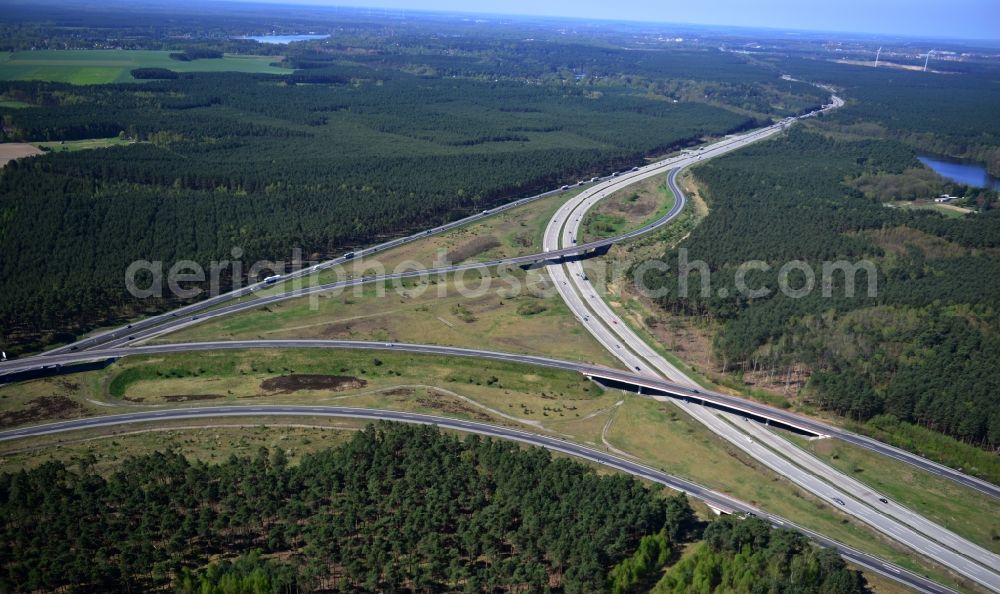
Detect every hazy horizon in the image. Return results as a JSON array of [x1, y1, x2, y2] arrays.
[[212, 0, 1000, 42]]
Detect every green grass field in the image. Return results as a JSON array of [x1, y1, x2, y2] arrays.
[[0, 422, 363, 475], [0, 349, 612, 427], [0, 50, 287, 84], [33, 137, 134, 152], [157, 268, 622, 368], [889, 200, 972, 219], [581, 173, 677, 242]]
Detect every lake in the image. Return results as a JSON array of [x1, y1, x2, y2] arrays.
[[917, 154, 1000, 191], [238, 34, 330, 44]]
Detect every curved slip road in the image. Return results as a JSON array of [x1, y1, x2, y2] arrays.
[[4, 337, 997, 501], [0, 405, 959, 594], [41, 110, 811, 356], [2, 81, 995, 588], [543, 93, 1000, 591], [4, 93, 999, 504]]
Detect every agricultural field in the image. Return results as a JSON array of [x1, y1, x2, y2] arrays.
[[0, 142, 42, 166], [32, 137, 135, 152], [0, 50, 287, 84]]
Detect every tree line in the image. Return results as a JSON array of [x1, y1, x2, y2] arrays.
[[1, 422, 686, 593], [639, 128, 1000, 449], [0, 422, 868, 593], [0, 59, 761, 354]]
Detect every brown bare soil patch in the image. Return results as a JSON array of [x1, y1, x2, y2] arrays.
[[445, 235, 501, 263], [382, 387, 416, 397], [0, 143, 43, 167], [415, 394, 494, 422], [0, 395, 83, 428], [261, 374, 367, 394]]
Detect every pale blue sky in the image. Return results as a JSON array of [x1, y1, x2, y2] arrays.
[[242, 0, 1000, 41]]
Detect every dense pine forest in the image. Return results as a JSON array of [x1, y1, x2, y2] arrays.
[[641, 126, 1000, 451], [651, 516, 869, 594], [0, 33, 829, 353], [0, 422, 868, 594], [778, 58, 1000, 176]]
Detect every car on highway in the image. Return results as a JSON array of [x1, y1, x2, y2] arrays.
[[833, 498, 846, 506], [879, 497, 889, 504]]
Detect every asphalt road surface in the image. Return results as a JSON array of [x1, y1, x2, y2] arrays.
[[2, 83, 995, 592], [542, 92, 1000, 592]]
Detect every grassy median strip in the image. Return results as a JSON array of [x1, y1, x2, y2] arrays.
[[245, 186, 588, 300], [785, 432, 1000, 556]]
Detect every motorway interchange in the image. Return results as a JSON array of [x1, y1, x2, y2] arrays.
[[542, 112, 1000, 591], [3, 88, 999, 593]]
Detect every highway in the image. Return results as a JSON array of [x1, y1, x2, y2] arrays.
[[5, 336, 997, 498], [732, 411, 1000, 571], [2, 83, 997, 590], [0, 405, 959, 594], [40, 103, 821, 356], [4, 90, 998, 504], [541, 92, 1000, 591], [40, 180, 594, 356]]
